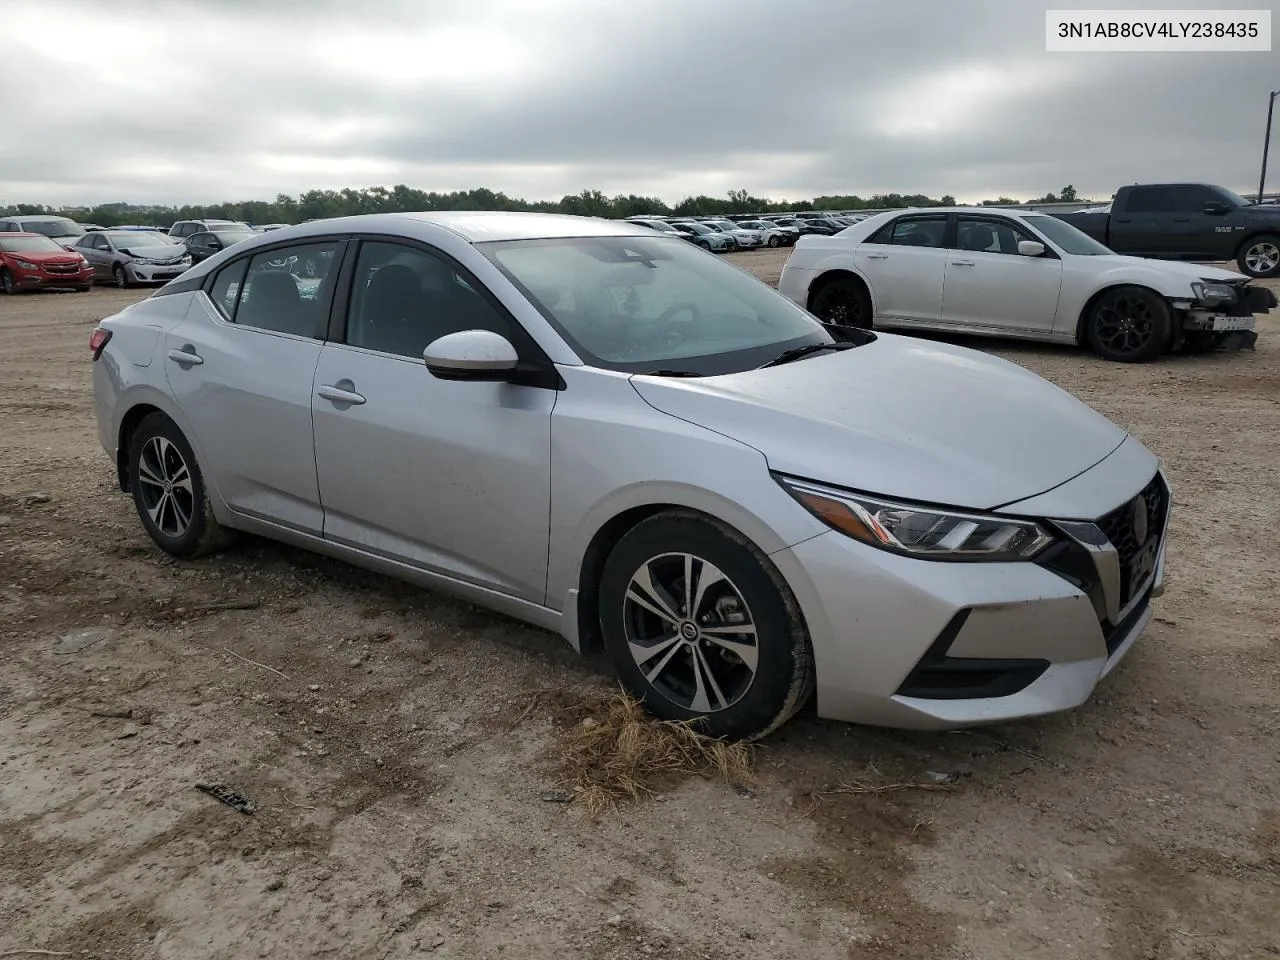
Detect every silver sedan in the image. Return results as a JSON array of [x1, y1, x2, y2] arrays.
[[73, 230, 192, 288], [91, 213, 1170, 738]]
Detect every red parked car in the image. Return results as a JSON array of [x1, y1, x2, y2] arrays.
[[0, 232, 94, 294]]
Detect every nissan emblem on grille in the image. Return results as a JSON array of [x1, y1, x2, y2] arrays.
[[1131, 495, 1148, 544]]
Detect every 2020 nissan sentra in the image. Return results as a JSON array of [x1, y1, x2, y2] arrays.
[[92, 212, 1170, 738]]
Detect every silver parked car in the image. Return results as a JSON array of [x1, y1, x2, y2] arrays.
[[91, 212, 1170, 738], [72, 230, 192, 288]]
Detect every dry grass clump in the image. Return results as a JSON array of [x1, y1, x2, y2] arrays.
[[553, 691, 754, 815]]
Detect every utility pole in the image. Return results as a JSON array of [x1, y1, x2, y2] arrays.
[[1259, 90, 1279, 204]]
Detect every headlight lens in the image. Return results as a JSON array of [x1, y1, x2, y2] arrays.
[[777, 476, 1053, 562], [14, 259, 38, 270], [1191, 281, 1236, 305]]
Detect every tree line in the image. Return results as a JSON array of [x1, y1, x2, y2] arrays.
[[1, 185, 1086, 227]]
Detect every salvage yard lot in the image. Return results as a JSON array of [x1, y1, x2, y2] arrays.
[[1, 251, 1278, 960]]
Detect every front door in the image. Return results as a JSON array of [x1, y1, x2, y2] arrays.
[[941, 216, 1064, 334], [312, 239, 556, 603], [163, 238, 345, 533]]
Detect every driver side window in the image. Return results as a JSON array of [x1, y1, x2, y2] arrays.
[[344, 242, 509, 360]]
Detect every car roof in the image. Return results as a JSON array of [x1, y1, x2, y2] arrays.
[[0, 231, 47, 237], [9, 214, 76, 222], [281, 212, 653, 242]]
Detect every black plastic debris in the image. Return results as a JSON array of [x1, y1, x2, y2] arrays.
[[195, 782, 257, 815]]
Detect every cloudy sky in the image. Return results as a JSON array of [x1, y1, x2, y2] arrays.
[[2, 0, 1275, 207]]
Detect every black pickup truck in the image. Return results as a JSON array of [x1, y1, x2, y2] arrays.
[[1052, 183, 1280, 278]]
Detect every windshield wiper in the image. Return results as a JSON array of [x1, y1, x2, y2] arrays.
[[640, 369, 704, 377], [758, 341, 855, 368]]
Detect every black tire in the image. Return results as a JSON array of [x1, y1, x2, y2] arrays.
[[808, 274, 872, 329], [767, 235, 781, 248], [127, 412, 234, 559], [113, 264, 131, 289], [598, 510, 814, 740], [1237, 234, 1280, 278], [697, 239, 711, 251], [1, 268, 18, 295], [75, 285, 91, 293], [1084, 285, 1171, 363]]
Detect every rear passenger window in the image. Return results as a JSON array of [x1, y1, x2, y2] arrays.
[[869, 216, 948, 248], [208, 259, 248, 320], [229, 242, 342, 337], [1125, 187, 1177, 213]]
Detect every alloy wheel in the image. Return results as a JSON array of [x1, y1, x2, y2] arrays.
[[1094, 293, 1156, 357], [1245, 241, 1279, 275], [622, 552, 759, 713], [810, 281, 868, 327], [136, 436, 194, 538]]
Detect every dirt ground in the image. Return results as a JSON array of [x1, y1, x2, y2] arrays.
[[2, 253, 1278, 960]]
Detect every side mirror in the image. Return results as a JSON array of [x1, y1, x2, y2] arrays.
[[1017, 240, 1046, 257], [423, 330, 519, 382], [1203, 202, 1230, 216]]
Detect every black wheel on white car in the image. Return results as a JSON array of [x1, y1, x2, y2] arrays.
[[1237, 234, 1280, 278], [767, 235, 781, 248], [1, 268, 18, 295], [598, 510, 814, 740], [127, 412, 234, 559], [809, 275, 872, 329], [113, 264, 130, 289], [1084, 285, 1171, 363]]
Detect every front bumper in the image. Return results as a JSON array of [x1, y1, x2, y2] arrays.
[[770, 466, 1169, 729], [128, 261, 191, 283], [14, 266, 93, 288]]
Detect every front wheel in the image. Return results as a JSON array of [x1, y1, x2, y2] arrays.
[[1237, 234, 1280, 278], [767, 235, 780, 248], [1084, 285, 1171, 363], [598, 511, 814, 740], [113, 264, 131, 289], [127, 412, 234, 558], [1, 268, 18, 295]]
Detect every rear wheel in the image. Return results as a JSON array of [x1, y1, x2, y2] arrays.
[[1237, 234, 1280, 278], [1, 268, 18, 295], [127, 412, 234, 558], [1084, 285, 1171, 363], [113, 264, 130, 289], [808, 275, 872, 328], [598, 511, 814, 740]]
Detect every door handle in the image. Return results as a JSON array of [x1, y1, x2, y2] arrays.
[[866, 253, 889, 260], [950, 259, 976, 266], [167, 348, 203, 366], [317, 384, 366, 406]]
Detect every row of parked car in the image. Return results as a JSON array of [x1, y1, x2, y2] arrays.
[[623, 212, 873, 252], [0, 215, 285, 293]]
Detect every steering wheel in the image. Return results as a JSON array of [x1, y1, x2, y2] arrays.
[[655, 301, 702, 326]]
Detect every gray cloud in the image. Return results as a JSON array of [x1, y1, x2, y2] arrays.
[[1, 0, 1275, 206]]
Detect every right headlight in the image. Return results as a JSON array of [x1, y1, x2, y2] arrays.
[[776, 475, 1054, 562]]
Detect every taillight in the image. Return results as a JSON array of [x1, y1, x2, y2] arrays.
[[89, 327, 112, 360]]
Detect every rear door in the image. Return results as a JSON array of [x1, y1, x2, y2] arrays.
[[1110, 186, 1181, 255], [941, 216, 1063, 334], [162, 238, 347, 533], [855, 213, 950, 324]]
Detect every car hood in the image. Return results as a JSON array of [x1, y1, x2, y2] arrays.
[[630, 334, 1127, 511], [12, 249, 83, 264], [120, 244, 185, 259], [1098, 256, 1243, 282]]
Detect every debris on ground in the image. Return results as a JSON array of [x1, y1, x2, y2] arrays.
[[195, 782, 257, 815], [552, 691, 754, 815], [53, 627, 113, 655]]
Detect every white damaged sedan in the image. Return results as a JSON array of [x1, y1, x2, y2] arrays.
[[93, 212, 1169, 738], [778, 207, 1275, 361]]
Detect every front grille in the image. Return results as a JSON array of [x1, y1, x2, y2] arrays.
[[1095, 473, 1167, 607], [45, 263, 79, 274]]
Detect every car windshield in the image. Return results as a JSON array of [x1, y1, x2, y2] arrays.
[[642, 221, 679, 232], [0, 235, 65, 253], [678, 222, 713, 235], [1024, 215, 1115, 256], [106, 232, 171, 248], [482, 235, 833, 374], [18, 219, 84, 239]]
